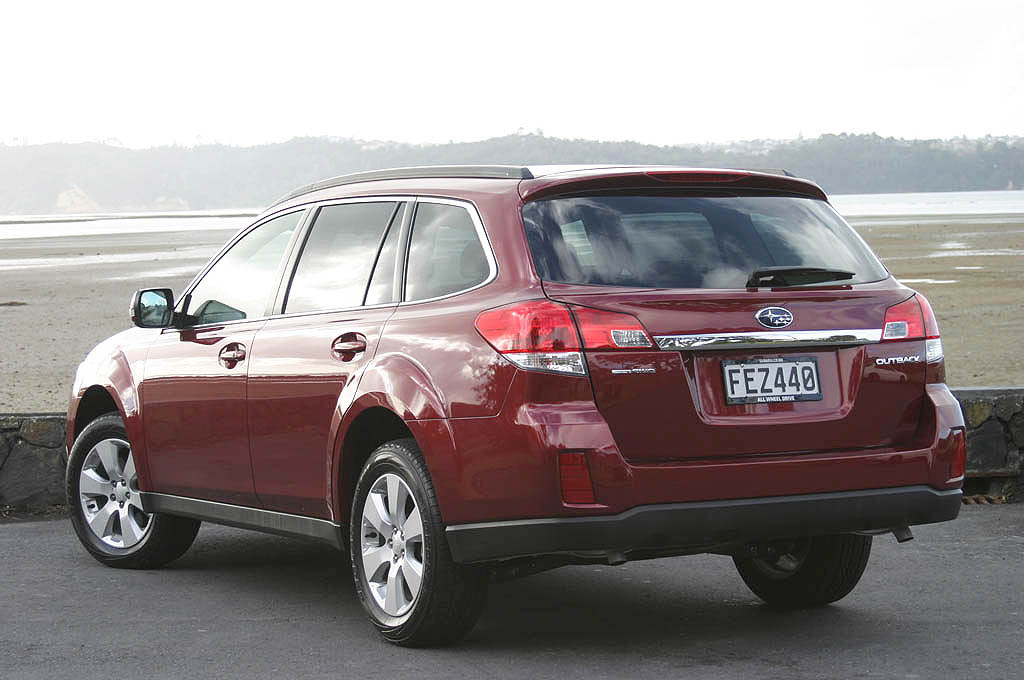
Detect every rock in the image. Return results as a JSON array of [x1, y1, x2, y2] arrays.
[[962, 399, 993, 429], [19, 417, 66, 448], [966, 419, 1009, 474], [1009, 413, 1024, 451], [992, 393, 1024, 422], [0, 439, 66, 511]]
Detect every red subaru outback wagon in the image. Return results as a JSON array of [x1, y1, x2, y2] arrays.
[[66, 166, 965, 645]]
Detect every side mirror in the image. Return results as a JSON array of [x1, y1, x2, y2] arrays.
[[130, 288, 175, 328]]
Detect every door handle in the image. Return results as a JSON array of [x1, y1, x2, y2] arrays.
[[218, 343, 246, 367], [332, 334, 367, 360]]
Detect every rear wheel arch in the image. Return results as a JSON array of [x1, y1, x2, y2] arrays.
[[337, 406, 415, 523]]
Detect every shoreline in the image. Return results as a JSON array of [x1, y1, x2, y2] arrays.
[[1, 210, 1022, 412]]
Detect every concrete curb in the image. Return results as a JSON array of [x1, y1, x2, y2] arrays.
[[2, 387, 1022, 512]]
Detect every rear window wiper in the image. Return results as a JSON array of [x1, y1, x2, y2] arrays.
[[745, 266, 856, 288]]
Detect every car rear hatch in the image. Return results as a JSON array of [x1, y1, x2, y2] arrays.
[[520, 177, 927, 463]]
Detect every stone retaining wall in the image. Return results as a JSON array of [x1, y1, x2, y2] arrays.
[[3, 387, 1023, 512]]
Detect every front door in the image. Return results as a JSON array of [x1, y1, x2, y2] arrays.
[[141, 209, 305, 505]]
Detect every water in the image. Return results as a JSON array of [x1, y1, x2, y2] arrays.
[[2, 191, 1022, 243], [0, 211, 255, 241], [830, 190, 1024, 218]]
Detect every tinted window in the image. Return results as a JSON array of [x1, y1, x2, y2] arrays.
[[185, 210, 301, 325], [364, 204, 405, 306], [285, 202, 398, 313], [523, 196, 888, 289], [405, 202, 490, 301]]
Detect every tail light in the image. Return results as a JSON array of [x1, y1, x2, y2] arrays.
[[474, 300, 586, 375], [573, 307, 654, 349], [882, 294, 943, 362]]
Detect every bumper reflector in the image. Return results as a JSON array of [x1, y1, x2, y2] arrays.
[[559, 452, 596, 504]]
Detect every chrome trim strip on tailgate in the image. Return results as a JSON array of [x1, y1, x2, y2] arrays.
[[654, 329, 882, 351]]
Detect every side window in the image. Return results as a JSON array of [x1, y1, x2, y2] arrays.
[[284, 202, 398, 314], [364, 204, 405, 306], [185, 211, 302, 325], [405, 202, 490, 302]]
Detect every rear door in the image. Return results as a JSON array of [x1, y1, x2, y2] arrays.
[[524, 193, 925, 463], [246, 200, 405, 517]]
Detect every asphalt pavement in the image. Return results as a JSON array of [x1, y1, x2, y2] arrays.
[[2, 505, 1022, 680]]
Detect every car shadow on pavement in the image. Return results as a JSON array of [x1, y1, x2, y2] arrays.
[[165, 526, 894, 653]]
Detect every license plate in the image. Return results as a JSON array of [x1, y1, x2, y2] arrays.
[[722, 357, 823, 405]]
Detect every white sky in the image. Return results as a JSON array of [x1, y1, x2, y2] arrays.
[[3, 0, 1022, 148]]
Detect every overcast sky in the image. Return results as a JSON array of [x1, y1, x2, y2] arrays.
[[3, 1, 1022, 148]]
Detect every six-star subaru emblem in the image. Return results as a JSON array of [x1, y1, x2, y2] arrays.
[[755, 306, 794, 328]]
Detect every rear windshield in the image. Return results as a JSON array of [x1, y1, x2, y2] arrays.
[[522, 195, 889, 289]]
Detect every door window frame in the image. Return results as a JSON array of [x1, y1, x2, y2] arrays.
[[166, 207, 311, 333]]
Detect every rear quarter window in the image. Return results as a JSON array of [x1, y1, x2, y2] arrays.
[[405, 202, 491, 301]]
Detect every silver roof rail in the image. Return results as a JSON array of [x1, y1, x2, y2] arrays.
[[273, 165, 534, 205]]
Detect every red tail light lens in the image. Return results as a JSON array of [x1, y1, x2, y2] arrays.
[[475, 300, 586, 375], [882, 297, 925, 341], [559, 452, 596, 504], [882, 294, 943, 362], [573, 307, 654, 349]]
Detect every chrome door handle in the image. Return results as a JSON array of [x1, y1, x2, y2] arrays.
[[332, 339, 367, 354], [218, 344, 246, 366]]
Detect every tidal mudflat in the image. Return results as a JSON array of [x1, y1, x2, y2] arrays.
[[1, 206, 1021, 412]]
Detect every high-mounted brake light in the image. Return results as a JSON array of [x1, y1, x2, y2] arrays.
[[882, 294, 943, 362], [474, 300, 586, 375], [572, 307, 654, 349], [646, 171, 748, 183]]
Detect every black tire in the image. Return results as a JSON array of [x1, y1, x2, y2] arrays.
[[733, 534, 872, 607], [66, 412, 201, 569], [350, 438, 488, 646]]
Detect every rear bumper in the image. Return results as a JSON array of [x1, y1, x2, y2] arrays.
[[445, 485, 962, 563]]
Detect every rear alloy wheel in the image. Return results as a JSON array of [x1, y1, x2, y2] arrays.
[[67, 413, 201, 569], [351, 438, 487, 646], [360, 473, 425, 617], [733, 534, 873, 607]]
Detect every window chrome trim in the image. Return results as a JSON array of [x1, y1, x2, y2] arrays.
[[398, 196, 498, 306], [654, 329, 883, 351]]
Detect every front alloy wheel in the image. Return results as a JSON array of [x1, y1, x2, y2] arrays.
[[78, 438, 152, 549], [67, 412, 201, 569]]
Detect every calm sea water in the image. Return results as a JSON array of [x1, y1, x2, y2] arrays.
[[1, 190, 1023, 241], [830, 190, 1024, 218]]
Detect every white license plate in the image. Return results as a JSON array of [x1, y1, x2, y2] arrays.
[[722, 357, 823, 405]]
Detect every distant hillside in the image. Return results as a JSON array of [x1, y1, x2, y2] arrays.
[[1, 133, 1022, 214]]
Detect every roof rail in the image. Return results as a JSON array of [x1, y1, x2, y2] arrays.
[[273, 165, 534, 205]]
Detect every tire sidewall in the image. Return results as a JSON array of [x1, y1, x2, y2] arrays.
[[350, 443, 438, 633], [66, 413, 154, 560]]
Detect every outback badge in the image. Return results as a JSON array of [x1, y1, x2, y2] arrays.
[[755, 306, 794, 329]]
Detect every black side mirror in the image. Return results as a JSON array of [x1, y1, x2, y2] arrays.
[[130, 288, 175, 328]]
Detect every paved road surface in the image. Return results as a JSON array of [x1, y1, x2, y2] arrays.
[[2, 505, 1022, 679]]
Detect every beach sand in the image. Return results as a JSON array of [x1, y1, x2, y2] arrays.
[[1, 215, 1021, 413]]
